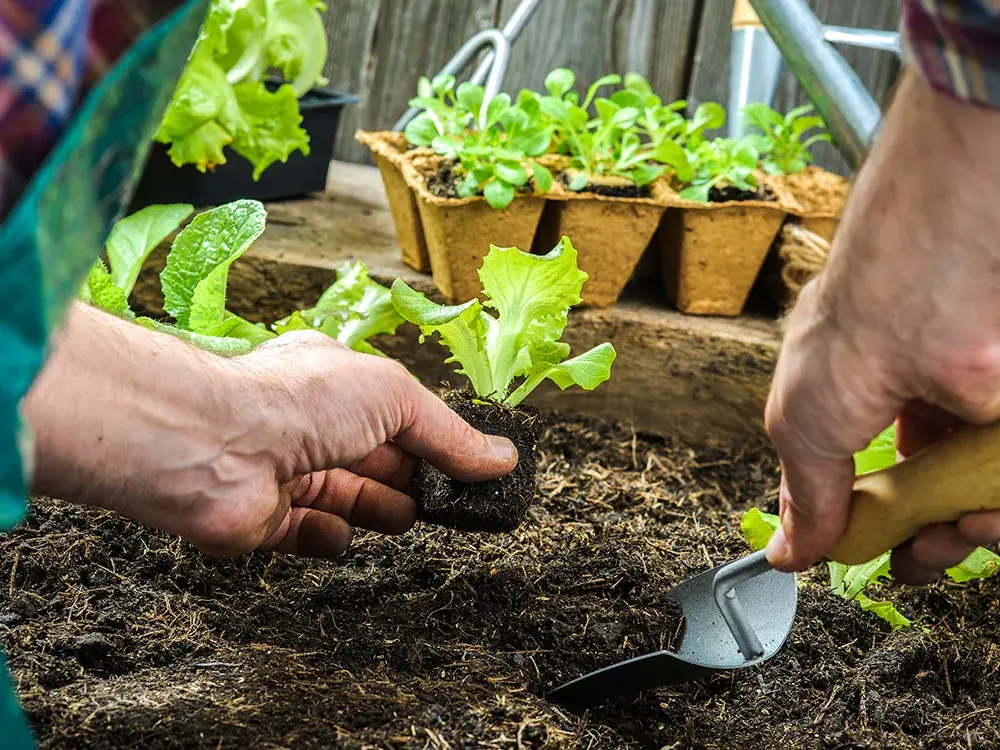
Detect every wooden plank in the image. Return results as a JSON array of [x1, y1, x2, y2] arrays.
[[133, 160, 781, 448], [494, 0, 699, 104], [686, 0, 900, 175], [322, 0, 501, 165]]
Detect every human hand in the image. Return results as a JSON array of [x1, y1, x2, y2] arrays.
[[764, 72, 1000, 582], [25, 306, 517, 558]]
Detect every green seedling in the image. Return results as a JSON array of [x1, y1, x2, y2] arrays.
[[677, 136, 760, 202], [391, 237, 615, 406], [741, 103, 831, 175]]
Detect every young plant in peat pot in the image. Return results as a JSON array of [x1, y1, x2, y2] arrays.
[[742, 103, 849, 242], [530, 70, 691, 308], [657, 129, 799, 317], [398, 89, 555, 304], [391, 238, 615, 531], [357, 74, 478, 273]]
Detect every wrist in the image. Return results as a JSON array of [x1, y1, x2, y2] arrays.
[[24, 304, 245, 513]]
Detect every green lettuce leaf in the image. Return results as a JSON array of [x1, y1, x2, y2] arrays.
[[392, 239, 614, 404], [506, 343, 616, 407], [391, 281, 494, 396], [83, 261, 133, 319], [741, 507, 780, 551], [478, 238, 589, 396], [136, 317, 253, 357], [231, 81, 309, 180], [105, 204, 194, 296], [154, 51, 247, 172], [854, 425, 897, 475], [160, 199, 267, 332], [947, 546, 1000, 583], [155, 0, 324, 177], [275, 261, 403, 355], [855, 593, 921, 631], [262, 0, 328, 97]]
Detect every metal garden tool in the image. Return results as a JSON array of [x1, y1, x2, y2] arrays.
[[550, 419, 1000, 706], [392, 0, 543, 132], [729, 0, 899, 169]]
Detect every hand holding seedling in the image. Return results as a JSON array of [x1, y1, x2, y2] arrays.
[[22, 305, 517, 558], [765, 72, 1000, 584]]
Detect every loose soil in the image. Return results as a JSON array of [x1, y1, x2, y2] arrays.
[[2, 415, 1000, 749], [412, 390, 542, 532], [557, 172, 651, 200], [708, 184, 775, 204]]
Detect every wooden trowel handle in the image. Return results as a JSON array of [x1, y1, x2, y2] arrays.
[[830, 421, 1000, 565], [732, 0, 764, 30]]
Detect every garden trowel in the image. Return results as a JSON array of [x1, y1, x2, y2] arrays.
[[550, 419, 1000, 706]]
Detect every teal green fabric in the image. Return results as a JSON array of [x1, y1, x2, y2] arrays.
[[0, 2, 207, 745]]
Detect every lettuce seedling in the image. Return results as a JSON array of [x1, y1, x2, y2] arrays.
[[677, 136, 760, 203], [391, 237, 615, 406], [741, 425, 1000, 630], [155, 0, 326, 178], [403, 75, 477, 148], [741, 103, 831, 175], [534, 68, 690, 190], [432, 93, 554, 210], [273, 261, 403, 356], [81, 201, 402, 358]]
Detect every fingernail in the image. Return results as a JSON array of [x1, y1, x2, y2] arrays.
[[486, 435, 518, 463], [766, 526, 789, 567]]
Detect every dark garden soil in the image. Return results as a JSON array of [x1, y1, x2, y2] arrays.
[[556, 172, 651, 200], [425, 159, 535, 200], [708, 184, 776, 204], [412, 391, 542, 532], [2, 415, 1000, 749]]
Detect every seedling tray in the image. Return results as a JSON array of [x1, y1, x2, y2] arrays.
[[131, 85, 358, 209]]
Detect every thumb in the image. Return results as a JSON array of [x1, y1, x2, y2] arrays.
[[392, 378, 519, 482]]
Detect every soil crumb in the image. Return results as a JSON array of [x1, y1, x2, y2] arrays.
[[709, 183, 775, 203], [2, 414, 999, 749], [412, 390, 541, 532]]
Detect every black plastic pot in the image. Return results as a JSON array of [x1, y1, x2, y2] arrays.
[[130, 86, 358, 209]]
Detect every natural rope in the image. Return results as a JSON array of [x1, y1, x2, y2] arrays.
[[778, 223, 829, 306]]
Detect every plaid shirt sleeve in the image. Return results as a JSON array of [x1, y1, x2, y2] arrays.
[[902, 0, 1000, 107], [0, 0, 185, 222]]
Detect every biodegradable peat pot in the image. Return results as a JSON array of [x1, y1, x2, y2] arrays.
[[659, 179, 796, 317], [132, 85, 357, 210], [774, 166, 850, 242], [356, 130, 430, 272], [401, 153, 546, 303], [533, 171, 670, 308]]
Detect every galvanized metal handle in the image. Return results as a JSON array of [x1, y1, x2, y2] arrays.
[[712, 550, 772, 660], [392, 0, 542, 134], [393, 29, 511, 132], [747, 0, 885, 169]]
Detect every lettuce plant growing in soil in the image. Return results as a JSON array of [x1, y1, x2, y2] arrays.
[[391, 238, 616, 531], [742, 103, 832, 176], [155, 0, 328, 178], [419, 88, 554, 209], [81, 200, 402, 356], [742, 425, 1000, 629], [677, 136, 764, 203], [402, 74, 476, 149]]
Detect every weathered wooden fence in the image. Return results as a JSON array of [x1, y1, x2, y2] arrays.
[[322, 0, 900, 174]]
